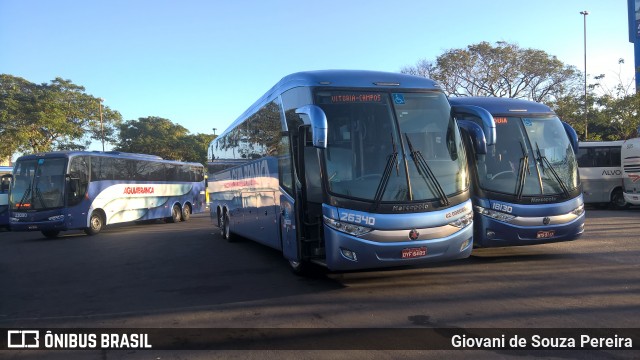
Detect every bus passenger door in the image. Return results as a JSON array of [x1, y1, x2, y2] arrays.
[[280, 192, 298, 259]]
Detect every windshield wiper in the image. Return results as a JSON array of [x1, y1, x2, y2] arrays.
[[405, 133, 449, 206], [370, 133, 399, 212], [515, 141, 529, 200], [16, 183, 32, 210], [535, 142, 570, 197], [34, 185, 47, 209]]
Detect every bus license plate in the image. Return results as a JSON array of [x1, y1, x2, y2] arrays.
[[402, 247, 427, 259], [536, 230, 555, 239]]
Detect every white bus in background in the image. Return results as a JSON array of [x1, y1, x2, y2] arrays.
[[576, 141, 627, 209], [621, 137, 640, 205]]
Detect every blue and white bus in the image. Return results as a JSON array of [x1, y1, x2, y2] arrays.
[[450, 97, 585, 247], [208, 70, 494, 272], [0, 165, 12, 230], [9, 151, 206, 238]]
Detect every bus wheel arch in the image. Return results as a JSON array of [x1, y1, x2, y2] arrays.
[[169, 203, 182, 223], [85, 209, 106, 235], [181, 202, 192, 221], [610, 187, 629, 209]]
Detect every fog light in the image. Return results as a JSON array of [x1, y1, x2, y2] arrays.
[[340, 248, 358, 261], [460, 239, 471, 252], [486, 230, 495, 239]]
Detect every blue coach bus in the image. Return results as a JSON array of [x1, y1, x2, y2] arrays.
[[0, 165, 12, 229], [450, 97, 585, 247], [208, 70, 495, 272], [9, 151, 206, 238]]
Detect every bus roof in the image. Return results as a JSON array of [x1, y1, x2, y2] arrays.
[[449, 97, 555, 116], [222, 70, 442, 138], [15, 151, 203, 167]]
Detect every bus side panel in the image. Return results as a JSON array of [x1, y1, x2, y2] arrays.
[[210, 157, 281, 249], [578, 167, 622, 203], [621, 138, 640, 205], [86, 182, 196, 226]]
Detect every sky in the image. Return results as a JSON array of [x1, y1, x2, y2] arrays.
[[0, 0, 636, 153]]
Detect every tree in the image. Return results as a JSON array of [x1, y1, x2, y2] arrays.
[[115, 116, 215, 163], [551, 59, 640, 141], [0, 75, 122, 159], [401, 41, 582, 103]]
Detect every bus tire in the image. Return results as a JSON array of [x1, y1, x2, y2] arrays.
[[181, 204, 191, 222], [170, 204, 182, 223], [222, 213, 236, 242], [85, 211, 104, 235], [42, 230, 60, 239], [288, 259, 321, 276], [610, 189, 629, 210]]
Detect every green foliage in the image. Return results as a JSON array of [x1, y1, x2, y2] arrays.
[[0, 74, 122, 159], [115, 116, 215, 164], [401, 41, 582, 103]]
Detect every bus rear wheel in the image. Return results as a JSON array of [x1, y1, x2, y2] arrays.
[[42, 230, 60, 239], [181, 205, 191, 222], [222, 213, 236, 242], [85, 211, 104, 235]]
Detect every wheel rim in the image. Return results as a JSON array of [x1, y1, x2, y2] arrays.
[[173, 206, 181, 221], [91, 215, 101, 230]]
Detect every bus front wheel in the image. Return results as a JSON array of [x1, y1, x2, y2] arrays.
[[85, 212, 104, 235], [170, 204, 182, 223]]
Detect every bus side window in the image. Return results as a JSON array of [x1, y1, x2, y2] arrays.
[[68, 156, 89, 206]]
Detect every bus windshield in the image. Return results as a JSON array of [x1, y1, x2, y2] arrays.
[[317, 91, 467, 202], [479, 116, 578, 196], [10, 158, 66, 210]]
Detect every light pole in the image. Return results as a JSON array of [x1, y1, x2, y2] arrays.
[[580, 10, 589, 140], [98, 98, 105, 152]]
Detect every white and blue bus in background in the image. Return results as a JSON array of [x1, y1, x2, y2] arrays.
[[450, 97, 585, 248], [576, 141, 628, 209], [0, 165, 12, 230], [208, 70, 494, 273], [9, 151, 206, 238], [621, 136, 640, 205]]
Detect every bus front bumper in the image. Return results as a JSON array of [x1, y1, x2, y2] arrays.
[[323, 223, 473, 272], [473, 211, 585, 248]]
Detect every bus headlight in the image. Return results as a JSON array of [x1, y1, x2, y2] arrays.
[[449, 211, 473, 228], [48, 215, 65, 221], [323, 216, 373, 237], [571, 204, 585, 217], [474, 205, 515, 223]]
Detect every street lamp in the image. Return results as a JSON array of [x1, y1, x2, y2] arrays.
[[98, 98, 105, 152], [580, 10, 589, 140]]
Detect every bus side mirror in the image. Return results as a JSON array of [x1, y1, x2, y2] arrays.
[[561, 121, 579, 155], [295, 105, 328, 149], [457, 120, 487, 155], [451, 105, 496, 146]]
